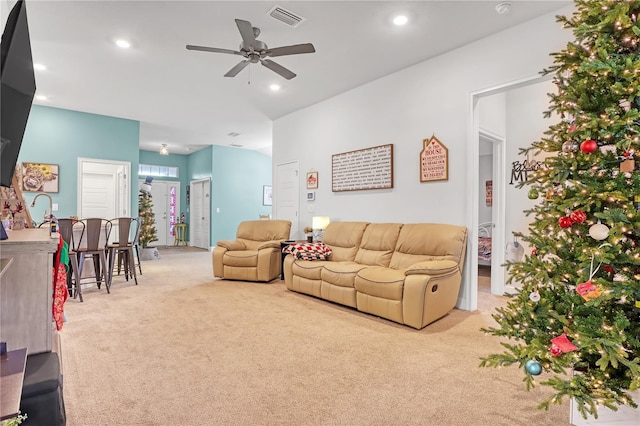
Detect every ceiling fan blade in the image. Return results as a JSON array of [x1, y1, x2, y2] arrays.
[[224, 60, 250, 77], [260, 59, 296, 80], [266, 43, 316, 58], [186, 45, 243, 56], [235, 19, 257, 48]]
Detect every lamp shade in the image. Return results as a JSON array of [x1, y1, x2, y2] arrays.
[[312, 216, 330, 230]]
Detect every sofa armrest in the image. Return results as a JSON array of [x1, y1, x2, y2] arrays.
[[405, 260, 458, 276], [217, 240, 245, 251], [257, 240, 282, 250]]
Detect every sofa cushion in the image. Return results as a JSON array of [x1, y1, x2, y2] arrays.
[[236, 220, 291, 250], [291, 259, 327, 280], [217, 240, 245, 250], [321, 261, 368, 288], [354, 266, 405, 300], [223, 250, 258, 267], [390, 223, 467, 270], [355, 223, 402, 267], [322, 222, 368, 261]]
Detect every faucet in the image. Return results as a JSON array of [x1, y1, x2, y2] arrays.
[[30, 193, 54, 235]]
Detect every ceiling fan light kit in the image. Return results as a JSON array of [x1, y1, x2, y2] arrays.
[[186, 18, 315, 80]]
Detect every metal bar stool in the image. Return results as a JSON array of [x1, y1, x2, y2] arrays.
[[76, 218, 112, 294], [106, 217, 138, 286]]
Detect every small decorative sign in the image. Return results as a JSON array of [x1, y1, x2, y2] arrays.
[[306, 172, 318, 189], [486, 181, 493, 207], [420, 135, 448, 182], [509, 156, 542, 185]]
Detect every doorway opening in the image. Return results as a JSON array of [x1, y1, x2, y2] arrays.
[[77, 158, 130, 220], [464, 73, 553, 312]]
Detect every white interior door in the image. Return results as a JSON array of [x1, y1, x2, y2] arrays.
[[275, 161, 299, 239], [78, 158, 130, 220], [138, 180, 181, 247], [189, 178, 210, 249]]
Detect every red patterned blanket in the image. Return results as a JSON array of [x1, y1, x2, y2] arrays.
[[282, 243, 332, 260]]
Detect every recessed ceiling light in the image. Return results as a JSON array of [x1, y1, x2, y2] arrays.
[[270, 84, 281, 91], [495, 2, 512, 15], [33, 63, 46, 71], [35, 95, 47, 101], [393, 15, 408, 26], [115, 39, 131, 48]]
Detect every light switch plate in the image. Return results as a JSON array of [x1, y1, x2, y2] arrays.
[[52, 203, 58, 211]]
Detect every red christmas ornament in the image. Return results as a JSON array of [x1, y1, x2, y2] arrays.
[[569, 210, 587, 224], [580, 139, 598, 153], [576, 281, 601, 301], [549, 333, 578, 357], [602, 265, 614, 274], [531, 247, 537, 257], [558, 216, 574, 228]]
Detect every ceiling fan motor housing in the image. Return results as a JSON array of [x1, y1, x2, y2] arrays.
[[241, 39, 268, 58]]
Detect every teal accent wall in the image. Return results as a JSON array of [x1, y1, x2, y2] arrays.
[[18, 105, 140, 220], [187, 146, 213, 181], [211, 146, 272, 243], [18, 105, 272, 246]]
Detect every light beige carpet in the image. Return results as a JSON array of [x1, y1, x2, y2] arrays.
[[59, 251, 570, 425]]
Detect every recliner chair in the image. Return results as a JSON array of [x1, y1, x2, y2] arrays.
[[212, 220, 291, 282]]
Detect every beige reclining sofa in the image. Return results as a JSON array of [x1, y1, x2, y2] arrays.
[[213, 220, 291, 282], [283, 222, 468, 329]]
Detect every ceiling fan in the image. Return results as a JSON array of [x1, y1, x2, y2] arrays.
[[186, 19, 316, 80]]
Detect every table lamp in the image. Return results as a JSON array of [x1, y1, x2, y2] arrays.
[[312, 216, 330, 242]]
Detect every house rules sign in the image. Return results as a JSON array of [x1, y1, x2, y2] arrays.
[[420, 135, 448, 182]]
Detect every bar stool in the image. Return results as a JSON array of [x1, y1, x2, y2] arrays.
[[106, 217, 138, 286], [76, 218, 112, 294], [174, 223, 187, 246]]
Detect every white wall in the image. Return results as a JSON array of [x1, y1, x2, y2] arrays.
[[273, 6, 573, 308]]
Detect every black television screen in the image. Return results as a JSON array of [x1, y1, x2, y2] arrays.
[[1, 0, 36, 188]]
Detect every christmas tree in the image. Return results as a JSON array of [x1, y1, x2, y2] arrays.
[[138, 188, 158, 248], [480, 0, 640, 419]]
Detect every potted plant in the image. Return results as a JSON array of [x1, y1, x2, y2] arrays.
[[138, 186, 159, 260], [304, 226, 313, 242]]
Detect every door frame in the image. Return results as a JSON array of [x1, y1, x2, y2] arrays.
[[479, 129, 506, 296], [274, 160, 299, 238], [137, 179, 181, 246], [189, 178, 211, 250], [464, 73, 551, 311], [77, 157, 131, 219]]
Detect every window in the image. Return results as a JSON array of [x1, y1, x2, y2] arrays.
[[138, 164, 179, 178]]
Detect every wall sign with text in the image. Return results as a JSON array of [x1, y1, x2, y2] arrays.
[[420, 135, 448, 182], [332, 144, 393, 192]]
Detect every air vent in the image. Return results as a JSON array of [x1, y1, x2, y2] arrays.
[[227, 132, 240, 137], [230, 143, 243, 148], [267, 5, 306, 28]]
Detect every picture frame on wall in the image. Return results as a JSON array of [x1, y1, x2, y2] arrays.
[[20, 162, 59, 193], [263, 185, 272, 206], [306, 191, 315, 201], [306, 171, 318, 189]]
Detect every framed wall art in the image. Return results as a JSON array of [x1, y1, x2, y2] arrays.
[[306, 191, 315, 201], [331, 144, 393, 192], [306, 171, 318, 189], [20, 162, 59, 192]]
